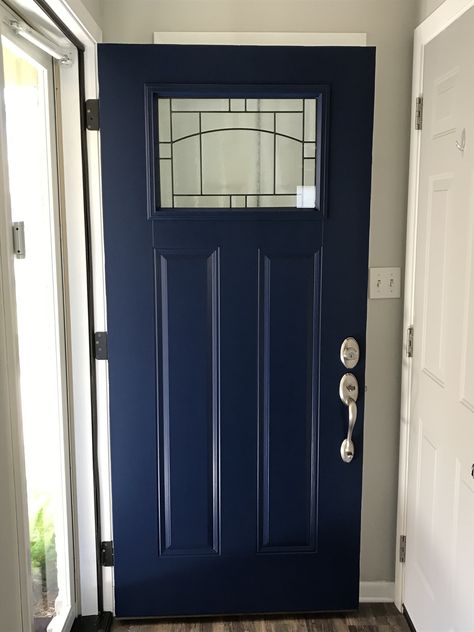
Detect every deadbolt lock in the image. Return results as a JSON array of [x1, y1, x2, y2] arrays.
[[340, 337, 360, 369]]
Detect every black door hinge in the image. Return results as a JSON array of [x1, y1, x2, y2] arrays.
[[399, 534, 407, 563], [94, 331, 108, 360], [415, 96, 423, 131], [407, 326, 414, 358], [85, 99, 100, 131], [100, 540, 114, 566]]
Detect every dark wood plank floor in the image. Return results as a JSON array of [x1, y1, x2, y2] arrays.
[[112, 604, 411, 632]]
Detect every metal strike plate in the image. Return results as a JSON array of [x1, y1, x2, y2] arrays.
[[339, 373, 359, 405], [340, 337, 360, 369]]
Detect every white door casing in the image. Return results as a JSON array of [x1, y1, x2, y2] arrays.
[[401, 5, 474, 630]]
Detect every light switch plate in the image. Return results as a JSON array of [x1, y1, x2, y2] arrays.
[[369, 267, 401, 299]]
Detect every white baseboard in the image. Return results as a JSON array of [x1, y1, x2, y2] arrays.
[[359, 581, 395, 603]]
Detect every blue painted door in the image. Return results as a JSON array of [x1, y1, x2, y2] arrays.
[[99, 45, 375, 618]]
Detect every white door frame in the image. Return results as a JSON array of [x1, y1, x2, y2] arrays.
[[395, 0, 474, 611]]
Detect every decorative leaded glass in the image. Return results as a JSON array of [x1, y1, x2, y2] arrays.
[[156, 97, 318, 209]]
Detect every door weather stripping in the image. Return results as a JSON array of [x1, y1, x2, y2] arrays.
[[415, 96, 423, 130], [407, 326, 414, 358], [7, 20, 72, 65], [100, 541, 114, 567], [94, 331, 108, 360], [399, 535, 407, 563], [12, 222, 25, 259], [85, 99, 100, 131]]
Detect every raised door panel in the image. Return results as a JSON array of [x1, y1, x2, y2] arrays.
[[460, 175, 474, 412], [155, 249, 220, 555], [422, 175, 452, 387], [413, 422, 438, 596], [452, 462, 474, 632], [257, 250, 320, 553]]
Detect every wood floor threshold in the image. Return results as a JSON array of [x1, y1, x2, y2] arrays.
[[112, 603, 410, 632]]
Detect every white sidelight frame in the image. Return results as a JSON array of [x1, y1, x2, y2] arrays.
[[395, 0, 474, 612]]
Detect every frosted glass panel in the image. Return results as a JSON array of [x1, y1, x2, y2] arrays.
[[202, 130, 274, 195], [275, 136, 302, 194], [156, 97, 318, 209], [173, 136, 201, 194], [158, 98, 171, 142], [201, 112, 274, 133], [276, 113, 303, 140], [246, 98, 303, 112], [172, 112, 200, 140], [174, 195, 230, 208], [172, 98, 229, 112], [304, 99, 316, 142]]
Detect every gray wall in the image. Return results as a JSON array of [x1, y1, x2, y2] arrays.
[[81, 0, 103, 28], [100, 0, 417, 583], [418, 0, 445, 22]]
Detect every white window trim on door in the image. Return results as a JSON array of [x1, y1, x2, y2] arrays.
[[396, 0, 474, 612]]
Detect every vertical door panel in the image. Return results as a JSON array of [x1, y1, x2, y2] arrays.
[[257, 250, 320, 552], [156, 249, 220, 556]]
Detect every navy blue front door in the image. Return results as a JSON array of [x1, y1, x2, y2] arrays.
[[99, 45, 375, 618]]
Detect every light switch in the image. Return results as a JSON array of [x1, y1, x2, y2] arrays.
[[369, 267, 401, 299]]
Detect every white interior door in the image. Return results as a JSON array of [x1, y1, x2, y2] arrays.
[[404, 6, 474, 631]]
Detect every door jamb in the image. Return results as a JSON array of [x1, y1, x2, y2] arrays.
[[395, 0, 474, 611]]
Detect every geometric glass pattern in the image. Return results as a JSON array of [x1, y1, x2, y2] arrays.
[[156, 98, 317, 208]]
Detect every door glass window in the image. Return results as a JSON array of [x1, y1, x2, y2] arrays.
[[156, 97, 318, 209]]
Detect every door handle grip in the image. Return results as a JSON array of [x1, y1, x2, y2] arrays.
[[341, 398, 357, 463]]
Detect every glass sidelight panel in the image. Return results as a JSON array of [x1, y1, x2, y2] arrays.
[[2, 36, 74, 632], [156, 97, 318, 209]]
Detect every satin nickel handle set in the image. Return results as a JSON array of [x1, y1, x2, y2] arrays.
[[339, 338, 360, 463]]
